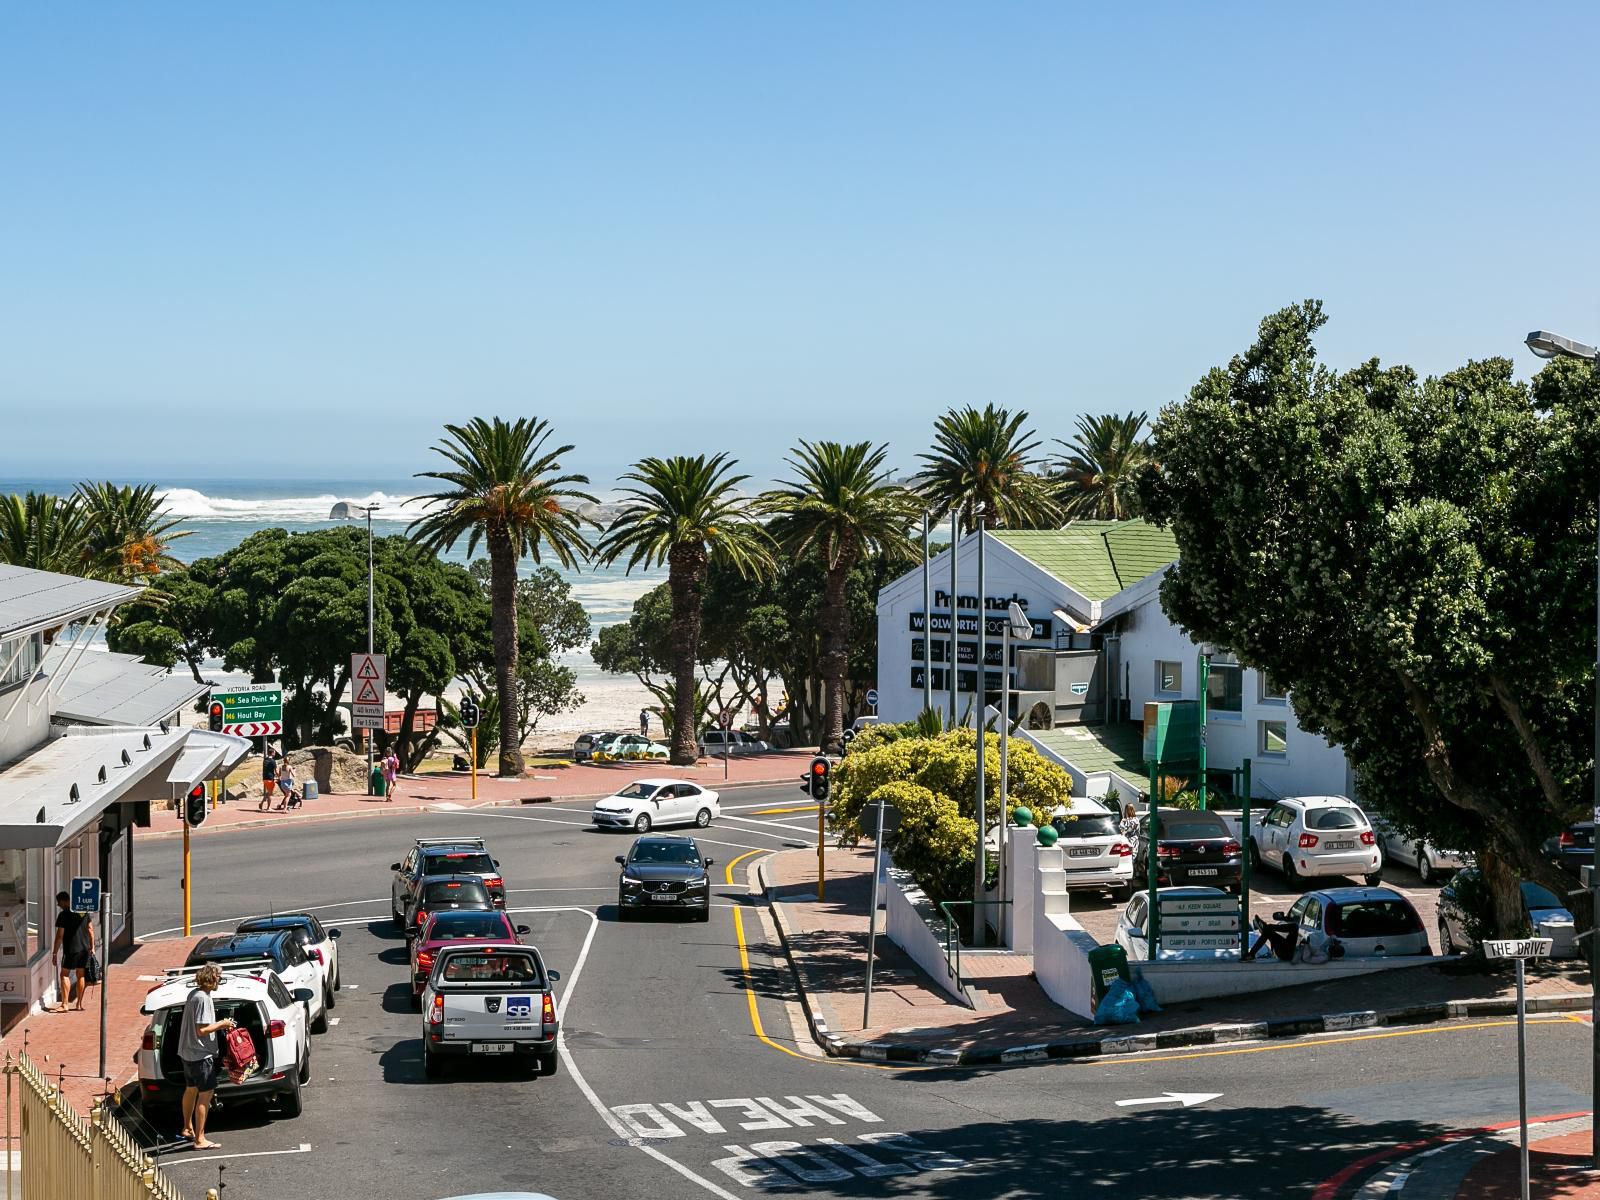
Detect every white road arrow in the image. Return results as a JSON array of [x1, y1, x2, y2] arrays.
[[1115, 1092, 1221, 1109]]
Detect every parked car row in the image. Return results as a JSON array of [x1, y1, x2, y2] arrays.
[[572, 727, 779, 761]]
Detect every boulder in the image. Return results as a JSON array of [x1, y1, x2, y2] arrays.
[[226, 746, 374, 802]]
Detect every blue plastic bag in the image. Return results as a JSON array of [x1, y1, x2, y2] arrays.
[[1093, 978, 1141, 1026], [1131, 970, 1162, 1014]]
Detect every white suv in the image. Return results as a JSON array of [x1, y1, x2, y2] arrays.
[[137, 962, 310, 1120], [1251, 796, 1383, 887], [1048, 804, 1134, 898]]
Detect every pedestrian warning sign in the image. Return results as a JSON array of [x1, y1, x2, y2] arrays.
[[355, 679, 382, 704], [351, 653, 387, 727]]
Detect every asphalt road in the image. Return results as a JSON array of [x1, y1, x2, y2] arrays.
[[129, 783, 1594, 1200]]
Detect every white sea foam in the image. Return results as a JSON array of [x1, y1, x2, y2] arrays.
[[157, 487, 421, 522]]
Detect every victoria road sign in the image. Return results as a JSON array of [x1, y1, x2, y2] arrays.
[[214, 685, 283, 736]]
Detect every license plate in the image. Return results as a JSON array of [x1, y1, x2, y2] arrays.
[[1067, 847, 1098, 858], [472, 1042, 514, 1054], [1188, 868, 1218, 876], [1326, 841, 1355, 850], [648, 894, 678, 902]]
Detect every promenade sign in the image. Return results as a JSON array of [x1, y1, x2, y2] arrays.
[[215, 685, 282, 737]]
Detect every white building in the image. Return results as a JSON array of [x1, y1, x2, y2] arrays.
[[873, 521, 1352, 804], [0, 564, 248, 1024]]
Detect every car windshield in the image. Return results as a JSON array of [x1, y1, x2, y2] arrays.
[[439, 950, 541, 984], [422, 880, 490, 905], [1306, 807, 1363, 831], [239, 921, 310, 945], [1161, 818, 1227, 840], [1053, 814, 1119, 839], [631, 842, 702, 865], [615, 784, 661, 801], [1327, 900, 1420, 937], [423, 852, 494, 875], [425, 912, 509, 939], [1522, 882, 1563, 910]]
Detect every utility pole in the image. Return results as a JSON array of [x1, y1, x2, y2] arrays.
[[947, 513, 958, 727], [973, 530, 987, 947], [921, 513, 932, 715]]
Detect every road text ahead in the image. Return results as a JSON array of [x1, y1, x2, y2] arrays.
[[609, 1093, 967, 1189]]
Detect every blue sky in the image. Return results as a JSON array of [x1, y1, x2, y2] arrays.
[[2, 4, 1596, 488]]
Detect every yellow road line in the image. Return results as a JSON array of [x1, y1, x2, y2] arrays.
[[1100, 1016, 1580, 1066], [751, 805, 819, 816]]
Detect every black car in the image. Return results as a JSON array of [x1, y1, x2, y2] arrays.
[[391, 837, 505, 922], [185, 929, 328, 1032], [1543, 821, 1594, 877], [405, 875, 494, 944], [616, 835, 715, 922], [1131, 808, 1243, 893]]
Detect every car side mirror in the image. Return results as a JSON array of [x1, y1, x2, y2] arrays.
[[292, 987, 315, 1004], [704, 858, 714, 868], [515, 925, 530, 935], [547, 969, 561, 982], [330, 928, 342, 939], [615, 855, 626, 865], [1272, 911, 1288, 922], [390, 862, 402, 872], [492, 860, 499, 869]]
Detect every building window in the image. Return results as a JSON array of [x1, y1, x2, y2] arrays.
[[1259, 719, 1288, 756], [0, 633, 41, 692], [1260, 673, 1288, 703], [1155, 661, 1182, 694], [1207, 664, 1243, 713]]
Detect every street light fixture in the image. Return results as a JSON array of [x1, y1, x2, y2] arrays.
[[331, 502, 380, 781], [1521, 328, 1598, 1171]]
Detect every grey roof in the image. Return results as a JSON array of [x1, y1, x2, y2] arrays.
[[43, 648, 207, 727], [0, 726, 250, 849], [0, 566, 138, 639]]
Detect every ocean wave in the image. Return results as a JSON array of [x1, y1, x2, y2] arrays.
[[158, 487, 421, 522]]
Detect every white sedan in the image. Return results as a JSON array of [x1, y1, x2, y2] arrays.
[[1367, 812, 1472, 883], [592, 779, 721, 833]]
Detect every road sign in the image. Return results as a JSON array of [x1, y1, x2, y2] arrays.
[[1484, 938, 1554, 959], [70, 877, 101, 913], [351, 653, 387, 723], [865, 688, 879, 709], [214, 686, 282, 732], [718, 710, 733, 730]]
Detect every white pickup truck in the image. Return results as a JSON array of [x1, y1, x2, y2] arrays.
[[421, 944, 561, 1079]]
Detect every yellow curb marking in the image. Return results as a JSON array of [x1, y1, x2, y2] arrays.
[[751, 805, 820, 816]]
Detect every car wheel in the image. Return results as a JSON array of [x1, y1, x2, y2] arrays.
[[410, 989, 422, 1012], [1363, 872, 1383, 888], [1417, 850, 1434, 884], [695, 807, 712, 828], [695, 907, 710, 922], [1281, 857, 1299, 888], [423, 1044, 442, 1079], [634, 812, 653, 833], [298, 1036, 311, 1084], [618, 899, 633, 922], [325, 982, 335, 1011], [1248, 840, 1261, 871], [1439, 918, 1457, 955], [333, 961, 341, 992], [281, 1069, 304, 1117], [539, 1052, 560, 1077]]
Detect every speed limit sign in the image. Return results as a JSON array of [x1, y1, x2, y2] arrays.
[[718, 710, 733, 730]]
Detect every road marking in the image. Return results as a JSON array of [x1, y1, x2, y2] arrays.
[[450, 809, 814, 853], [328, 1017, 340, 1026], [145, 897, 392, 938], [1102, 1017, 1580, 1066], [720, 815, 825, 837], [1115, 1091, 1221, 1108], [749, 806, 819, 816], [162, 1143, 312, 1166]]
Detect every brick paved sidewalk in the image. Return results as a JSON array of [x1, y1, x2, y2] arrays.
[[762, 847, 1595, 1060], [139, 750, 816, 838], [1461, 1126, 1600, 1198], [2, 937, 198, 1123]]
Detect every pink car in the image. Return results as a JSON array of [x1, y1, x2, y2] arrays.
[[409, 909, 529, 1007]]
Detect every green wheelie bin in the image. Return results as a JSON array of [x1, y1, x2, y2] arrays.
[[1087, 943, 1131, 1012]]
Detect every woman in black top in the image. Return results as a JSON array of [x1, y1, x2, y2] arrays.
[[50, 890, 95, 1012]]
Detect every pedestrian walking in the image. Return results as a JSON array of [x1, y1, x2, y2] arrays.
[[275, 757, 299, 811], [639, 708, 650, 736], [48, 891, 94, 1012], [382, 748, 400, 804], [177, 962, 235, 1150], [258, 745, 278, 812]]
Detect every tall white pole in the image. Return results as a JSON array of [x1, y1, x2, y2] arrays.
[[862, 797, 887, 1029], [1517, 954, 1530, 1200], [367, 507, 376, 779], [973, 529, 987, 947], [921, 513, 932, 716], [947, 513, 958, 726], [998, 620, 1010, 944]]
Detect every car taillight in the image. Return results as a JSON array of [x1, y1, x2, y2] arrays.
[[542, 993, 556, 1028], [307, 948, 323, 964], [1560, 830, 1576, 847], [141, 1031, 155, 1051], [430, 993, 445, 1025], [1298, 833, 1319, 849], [1359, 831, 1376, 846], [417, 951, 434, 973], [484, 876, 502, 889], [1112, 842, 1132, 857], [268, 1019, 285, 1037], [1156, 844, 1179, 859], [1222, 841, 1241, 856]]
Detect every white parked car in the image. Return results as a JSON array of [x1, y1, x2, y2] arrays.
[[591, 779, 722, 833], [1366, 813, 1472, 883], [592, 733, 670, 760], [1048, 805, 1134, 898], [235, 913, 342, 1013], [698, 729, 771, 756], [1251, 796, 1383, 887], [1273, 886, 1431, 957], [137, 962, 310, 1119], [1115, 886, 1242, 961]]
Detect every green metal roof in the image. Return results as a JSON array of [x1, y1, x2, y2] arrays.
[[991, 520, 1179, 600], [1030, 721, 1148, 780]]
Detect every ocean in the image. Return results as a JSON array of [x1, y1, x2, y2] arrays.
[[2, 477, 664, 741]]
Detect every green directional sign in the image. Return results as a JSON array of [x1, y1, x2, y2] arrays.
[[214, 685, 283, 727]]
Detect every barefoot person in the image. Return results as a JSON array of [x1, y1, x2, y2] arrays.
[[178, 963, 235, 1149], [49, 891, 94, 1012]]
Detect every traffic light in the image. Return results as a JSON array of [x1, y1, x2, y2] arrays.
[[459, 695, 480, 730], [207, 700, 224, 732], [184, 784, 208, 827], [809, 756, 831, 804]]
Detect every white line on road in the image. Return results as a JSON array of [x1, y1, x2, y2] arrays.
[[718, 814, 823, 837], [449, 809, 812, 854], [162, 1143, 312, 1166]]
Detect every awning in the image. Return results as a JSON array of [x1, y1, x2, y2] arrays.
[[165, 730, 251, 787], [0, 725, 188, 849], [45, 649, 209, 727]]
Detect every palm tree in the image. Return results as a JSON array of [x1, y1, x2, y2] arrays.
[[595, 455, 773, 766], [915, 404, 1061, 532], [1050, 411, 1151, 519], [410, 417, 595, 777], [75, 482, 190, 581], [0, 492, 92, 576], [764, 441, 919, 754]]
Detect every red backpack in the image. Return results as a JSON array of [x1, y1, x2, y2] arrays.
[[223, 1025, 259, 1084]]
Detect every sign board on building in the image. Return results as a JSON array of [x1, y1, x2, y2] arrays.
[[1483, 939, 1553, 959], [1161, 933, 1242, 951], [351, 653, 387, 730], [70, 877, 101, 913], [215, 685, 283, 737]]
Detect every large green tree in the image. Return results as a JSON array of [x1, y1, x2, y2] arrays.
[[763, 441, 919, 753], [410, 417, 594, 777], [1051, 411, 1151, 519], [0, 492, 92, 579], [595, 455, 773, 765], [1138, 301, 1600, 933], [916, 404, 1061, 532]]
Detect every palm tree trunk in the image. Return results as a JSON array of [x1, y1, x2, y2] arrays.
[[487, 527, 524, 777], [818, 546, 856, 755], [667, 542, 707, 766]]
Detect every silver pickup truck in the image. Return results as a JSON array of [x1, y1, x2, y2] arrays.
[[421, 944, 561, 1079]]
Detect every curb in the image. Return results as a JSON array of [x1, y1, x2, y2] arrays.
[[748, 865, 1596, 1066]]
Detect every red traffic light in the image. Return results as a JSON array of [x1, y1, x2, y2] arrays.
[[811, 761, 827, 776], [209, 702, 223, 716]]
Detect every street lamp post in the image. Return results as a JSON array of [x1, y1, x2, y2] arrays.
[[1522, 329, 1598, 1169], [997, 601, 1032, 946], [332, 502, 380, 783]]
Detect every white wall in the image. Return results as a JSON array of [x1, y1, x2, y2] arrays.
[[1029, 845, 1099, 1020], [882, 864, 969, 1006]]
